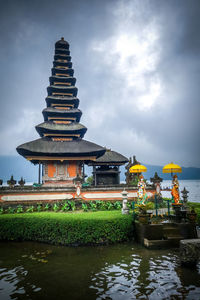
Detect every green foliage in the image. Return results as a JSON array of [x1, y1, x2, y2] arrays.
[[61, 201, 71, 212], [94, 200, 102, 210], [162, 197, 172, 201], [145, 202, 155, 210], [88, 201, 97, 211], [53, 203, 60, 212], [82, 203, 88, 212], [26, 206, 34, 213], [85, 176, 93, 185], [37, 204, 42, 212], [129, 175, 140, 186], [105, 201, 114, 210], [0, 211, 133, 245], [97, 201, 107, 210], [68, 201, 76, 211], [0, 207, 4, 214], [113, 201, 122, 210], [16, 205, 23, 214], [0, 200, 125, 217], [7, 206, 15, 214], [188, 202, 200, 225], [44, 204, 50, 211]]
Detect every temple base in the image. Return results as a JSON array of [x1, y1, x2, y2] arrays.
[[42, 161, 82, 186]]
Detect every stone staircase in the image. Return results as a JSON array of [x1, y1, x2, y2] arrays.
[[163, 223, 183, 246]]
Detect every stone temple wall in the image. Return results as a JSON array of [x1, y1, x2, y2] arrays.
[[0, 185, 156, 204]]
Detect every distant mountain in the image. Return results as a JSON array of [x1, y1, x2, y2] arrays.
[[145, 165, 200, 180], [0, 155, 38, 183], [120, 164, 200, 181], [0, 155, 199, 183]]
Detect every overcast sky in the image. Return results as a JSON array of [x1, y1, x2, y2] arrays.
[[0, 0, 200, 168]]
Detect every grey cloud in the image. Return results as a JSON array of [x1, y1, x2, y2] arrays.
[[0, 0, 199, 168]]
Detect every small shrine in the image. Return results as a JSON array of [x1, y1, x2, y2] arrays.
[[125, 156, 141, 184], [88, 149, 128, 186], [17, 38, 105, 186]]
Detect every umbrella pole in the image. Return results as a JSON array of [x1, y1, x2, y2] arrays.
[[167, 199, 170, 216], [155, 194, 158, 217]]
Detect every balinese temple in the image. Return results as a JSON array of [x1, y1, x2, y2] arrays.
[[88, 149, 128, 186], [17, 38, 106, 186]]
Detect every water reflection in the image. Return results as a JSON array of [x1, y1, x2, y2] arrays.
[[0, 242, 200, 299]]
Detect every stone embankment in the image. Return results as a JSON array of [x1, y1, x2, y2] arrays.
[[180, 238, 200, 266]]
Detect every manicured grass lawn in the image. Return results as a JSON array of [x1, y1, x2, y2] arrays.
[[0, 211, 134, 246]]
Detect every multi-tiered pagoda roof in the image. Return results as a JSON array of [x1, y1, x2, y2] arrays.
[[17, 38, 105, 164]]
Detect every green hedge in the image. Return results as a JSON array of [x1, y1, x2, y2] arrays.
[[0, 211, 133, 245]]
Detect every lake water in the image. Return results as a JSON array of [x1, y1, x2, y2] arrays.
[[160, 180, 200, 203], [0, 241, 200, 300]]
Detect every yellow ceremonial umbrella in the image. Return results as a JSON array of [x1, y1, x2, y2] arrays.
[[162, 162, 182, 176], [129, 164, 147, 173]]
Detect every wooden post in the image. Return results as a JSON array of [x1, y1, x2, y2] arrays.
[[94, 166, 97, 186], [82, 162, 85, 182], [117, 166, 120, 184], [38, 162, 41, 184]]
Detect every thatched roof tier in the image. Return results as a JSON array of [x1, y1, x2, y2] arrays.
[[36, 122, 87, 138], [47, 85, 78, 97], [88, 150, 128, 166], [55, 49, 70, 56], [54, 54, 71, 61], [51, 67, 74, 77], [42, 107, 82, 122], [49, 76, 76, 86], [53, 61, 72, 68], [45, 96, 79, 108], [17, 138, 106, 162]]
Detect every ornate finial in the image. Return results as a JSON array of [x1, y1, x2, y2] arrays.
[[61, 37, 64, 40], [150, 172, 163, 184]]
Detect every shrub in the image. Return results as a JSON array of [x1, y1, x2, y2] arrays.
[[26, 206, 34, 213], [61, 201, 71, 212], [97, 201, 107, 210], [37, 204, 42, 212], [113, 201, 122, 210], [88, 201, 97, 211], [16, 205, 23, 214], [105, 201, 113, 210], [82, 203, 88, 212], [53, 203, 60, 212], [68, 201, 76, 211], [44, 203, 50, 211], [7, 206, 15, 214], [0, 211, 133, 245]]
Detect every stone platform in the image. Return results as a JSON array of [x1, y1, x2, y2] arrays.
[[135, 222, 197, 249]]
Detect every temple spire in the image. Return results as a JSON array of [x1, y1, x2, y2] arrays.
[[16, 38, 105, 186]]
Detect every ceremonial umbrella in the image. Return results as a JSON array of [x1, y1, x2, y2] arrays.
[[162, 162, 182, 176], [129, 164, 147, 173]]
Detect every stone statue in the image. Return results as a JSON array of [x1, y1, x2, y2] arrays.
[[171, 174, 180, 204], [150, 172, 163, 197], [137, 174, 147, 205]]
